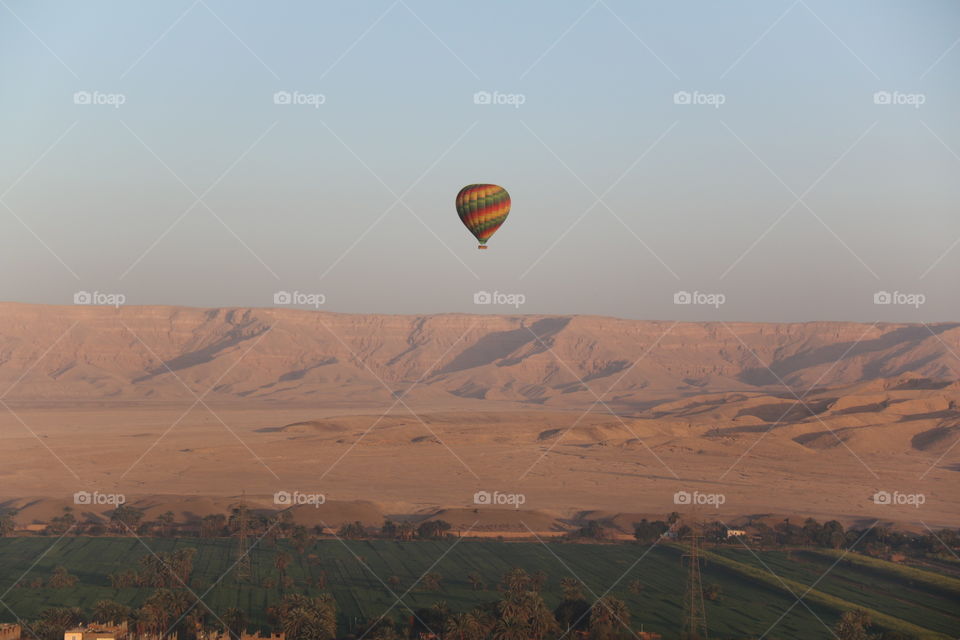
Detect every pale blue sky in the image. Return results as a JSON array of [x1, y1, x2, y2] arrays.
[[1, 0, 958, 321]]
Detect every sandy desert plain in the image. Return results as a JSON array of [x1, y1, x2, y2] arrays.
[[0, 302, 958, 533]]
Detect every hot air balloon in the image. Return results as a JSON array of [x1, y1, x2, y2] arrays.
[[455, 184, 510, 249]]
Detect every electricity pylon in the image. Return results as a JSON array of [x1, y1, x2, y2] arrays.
[[682, 526, 709, 640]]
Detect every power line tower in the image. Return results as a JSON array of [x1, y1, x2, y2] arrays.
[[236, 491, 251, 581], [682, 526, 709, 640]]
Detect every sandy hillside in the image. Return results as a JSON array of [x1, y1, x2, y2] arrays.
[[0, 303, 957, 408], [0, 304, 957, 530]]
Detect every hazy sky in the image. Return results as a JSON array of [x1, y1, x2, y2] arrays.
[[1, 0, 958, 322]]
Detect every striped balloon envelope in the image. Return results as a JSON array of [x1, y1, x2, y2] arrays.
[[455, 184, 511, 249]]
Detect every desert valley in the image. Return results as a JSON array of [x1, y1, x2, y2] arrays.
[[1, 303, 957, 533], [6, 3, 960, 637]]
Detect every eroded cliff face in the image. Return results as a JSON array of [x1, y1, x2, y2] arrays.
[[0, 303, 957, 406]]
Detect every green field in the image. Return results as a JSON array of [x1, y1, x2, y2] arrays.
[[0, 537, 956, 640]]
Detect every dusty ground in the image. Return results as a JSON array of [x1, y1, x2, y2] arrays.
[[2, 387, 956, 530]]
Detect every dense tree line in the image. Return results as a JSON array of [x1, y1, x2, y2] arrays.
[[3, 504, 957, 565], [107, 548, 197, 588], [0, 504, 464, 545]]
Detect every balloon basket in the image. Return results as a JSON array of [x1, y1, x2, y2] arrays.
[[477, 245, 488, 250]]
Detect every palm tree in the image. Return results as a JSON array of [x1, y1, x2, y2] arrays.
[[492, 616, 527, 640], [40, 607, 85, 631], [554, 598, 590, 634], [366, 619, 400, 640], [183, 606, 206, 640], [500, 568, 531, 594], [280, 606, 315, 640], [275, 551, 292, 592], [92, 600, 132, 625], [381, 520, 398, 539], [221, 607, 247, 640], [171, 547, 197, 585], [128, 610, 147, 638], [527, 596, 560, 640], [141, 588, 192, 639], [560, 577, 582, 600], [110, 504, 143, 533], [315, 594, 337, 634], [496, 568, 559, 640], [470, 609, 496, 638], [47, 566, 78, 588], [157, 511, 175, 537], [0, 512, 15, 537], [444, 613, 480, 640], [589, 596, 630, 640], [421, 572, 442, 591], [466, 572, 485, 591], [397, 522, 416, 541], [531, 570, 548, 591], [291, 526, 312, 554], [200, 514, 225, 538], [277, 594, 336, 640], [834, 610, 872, 640]]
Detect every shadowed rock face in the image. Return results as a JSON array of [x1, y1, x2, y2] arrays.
[[0, 303, 957, 407]]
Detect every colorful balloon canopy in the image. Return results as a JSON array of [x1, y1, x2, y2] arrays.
[[455, 184, 511, 249]]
